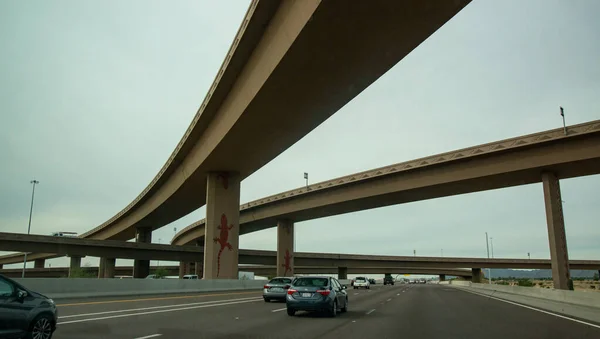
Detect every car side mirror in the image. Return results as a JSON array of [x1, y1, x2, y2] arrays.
[[17, 290, 27, 301]]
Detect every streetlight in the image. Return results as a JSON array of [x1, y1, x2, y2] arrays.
[[491, 237, 494, 258], [485, 232, 491, 284], [528, 252, 531, 260], [22, 179, 40, 278], [304, 172, 308, 189]]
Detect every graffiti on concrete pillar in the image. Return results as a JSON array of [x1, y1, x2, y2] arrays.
[[213, 213, 234, 277], [282, 249, 293, 276], [216, 172, 229, 190]]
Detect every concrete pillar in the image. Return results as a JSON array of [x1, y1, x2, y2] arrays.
[[439, 274, 446, 282], [34, 259, 45, 269], [98, 258, 106, 279], [203, 172, 241, 279], [277, 219, 294, 277], [133, 227, 152, 278], [542, 172, 572, 290], [179, 261, 192, 278], [471, 268, 483, 283], [194, 262, 203, 276], [104, 258, 116, 278], [338, 267, 348, 280], [0, 264, 3, 269], [68, 256, 82, 277], [195, 239, 203, 276]]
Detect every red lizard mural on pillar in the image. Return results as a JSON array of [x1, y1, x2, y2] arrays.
[[216, 172, 229, 190], [282, 249, 293, 276], [213, 213, 233, 277]]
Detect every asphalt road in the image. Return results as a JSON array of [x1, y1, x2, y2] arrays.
[[52, 284, 600, 339]]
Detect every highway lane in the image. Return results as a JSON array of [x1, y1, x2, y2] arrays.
[[51, 284, 600, 339]]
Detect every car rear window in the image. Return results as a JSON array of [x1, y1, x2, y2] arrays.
[[269, 278, 292, 284], [293, 278, 329, 287], [356, 278, 366, 282]]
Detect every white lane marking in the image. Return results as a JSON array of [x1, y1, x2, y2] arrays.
[[366, 309, 376, 315], [271, 307, 287, 313], [353, 293, 359, 295], [397, 294, 400, 296], [458, 288, 600, 330], [58, 299, 261, 325], [134, 335, 162, 339], [59, 296, 259, 319], [387, 298, 392, 302]]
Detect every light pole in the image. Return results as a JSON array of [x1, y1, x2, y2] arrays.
[[304, 172, 308, 189], [485, 232, 491, 284], [157, 238, 161, 267], [413, 249, 416, 257], [528, 252, 531, 260], [22, 180, 40, 278], [491, 237, 494, 258]]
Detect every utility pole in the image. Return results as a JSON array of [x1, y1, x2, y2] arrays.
[[22, 179, 40, 278]]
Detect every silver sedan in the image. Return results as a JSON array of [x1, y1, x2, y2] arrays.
[[263, 277, 294, 302]]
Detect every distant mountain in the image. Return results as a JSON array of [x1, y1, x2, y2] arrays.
[[486, 269, 597, 279]]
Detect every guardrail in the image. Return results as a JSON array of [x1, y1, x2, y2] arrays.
[[13, 278, 266, 299]]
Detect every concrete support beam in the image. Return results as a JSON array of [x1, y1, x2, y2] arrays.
[[277, 219, 294, 277], [204, 172, 240, 279], [34, 259, 45, 269], [471, 268, 483, 283], [104, 258, 116, 278], [338, 267, 348, 280], [439, 274, 446, 282], [133, 227, 152, 278], [542, 172, 572, 290], [98, 258, 106, 279], [68, 256, 82, 277]]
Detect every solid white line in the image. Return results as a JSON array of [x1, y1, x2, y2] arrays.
[[366, 309, 376, 315], [134, 335, 162, 339], [387, 298, 392, 302], [458, 288, 600, 330], [59, 296, 260, 319], [271, 307, 287, 313], [353, 293, 359, 295], [58, 299, 261, 325]]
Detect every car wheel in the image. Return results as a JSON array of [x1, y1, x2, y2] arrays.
[[287, 308, 295, 316], [329, 300, 337, 317], [263, 297, 270, 302], [341, 298, 348, 313], [27, 314, 54, 339]]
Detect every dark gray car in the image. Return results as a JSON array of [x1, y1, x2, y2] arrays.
[[285, 276, 348, 317], [263, 277, 293, 302], [0, 274, 58, 339]]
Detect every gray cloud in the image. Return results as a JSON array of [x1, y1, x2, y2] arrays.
[[1, 0, 599, 272]]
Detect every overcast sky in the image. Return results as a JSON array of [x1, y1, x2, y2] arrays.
[[1, 0, 599, 274]]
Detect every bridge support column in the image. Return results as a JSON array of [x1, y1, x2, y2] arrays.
[[179, 262, 193, 278], [133, 227, 152, 278], [34, 259, 45, 269], [277, 219, 294, 277], [542, 172, 573, 290], [338, 267, 348, 280], [471, 268, 483, 283], [194, 262, 203, 276], [439, 274, 446, 282], [104, 258, 116, 278], [98, 258, 106, 278], [204, 172, 240, 279], [68, 256, 82, 277]]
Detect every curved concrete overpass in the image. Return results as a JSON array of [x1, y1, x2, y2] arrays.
[[172, 120, 600, 245]]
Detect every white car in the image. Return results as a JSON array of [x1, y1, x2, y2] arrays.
[[353, 277, 370, 289]]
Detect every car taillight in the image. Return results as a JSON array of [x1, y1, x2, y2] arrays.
[[287, 289, 297, 295], [317, 290, 330, 296], [264, 285, 269, 289]]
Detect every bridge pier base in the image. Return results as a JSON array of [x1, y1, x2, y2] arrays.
[[104, 258, 116, 278], [34, 259, 45, 269], [338, 267, 348, 280], [98, 258, 106, 278], [471, 268, 483, 283], [277, 219, 294, 277], [203, 172, 240, 279], [133, 227, 152, 278], [542, 172, 573, 290], [439, 274, 446, 282], [68, 256, 82, 277]]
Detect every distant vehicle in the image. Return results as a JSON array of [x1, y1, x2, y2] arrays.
[[286, 276, 348, 317], [383, 276, 395, 285], [263, 277, 293, 302], [114, 275, 133, 279], [182, 274, 198, 280], [0, 274, 58, 338], [353, 277, 370, 289], [145, 274, 162, 279], [50, 231, 77, 237], [368, 278, 376, 285]]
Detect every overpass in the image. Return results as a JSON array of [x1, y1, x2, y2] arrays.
[[0, 265, 472, 279], [34, 0, 470, 280]]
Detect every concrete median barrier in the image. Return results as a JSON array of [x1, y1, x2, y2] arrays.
[[12, 278, 266, 299]]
